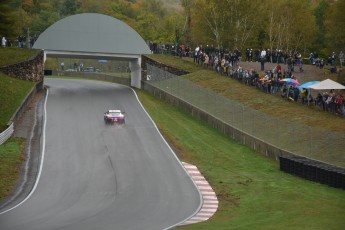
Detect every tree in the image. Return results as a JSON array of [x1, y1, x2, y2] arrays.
[[60, 0, 80, 17], [22, 0, 34, 13], [0, 0, 19, 38], [265, 0, 316, 55], [191, 0, 229, 49], [313, 0, 329, 49], [326, 0, 345, 53], [180, 0, 194, 45]]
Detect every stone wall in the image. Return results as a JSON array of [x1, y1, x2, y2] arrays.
[[0, 50, 44, 82]]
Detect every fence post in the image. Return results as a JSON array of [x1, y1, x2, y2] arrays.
[[309, 127, 312, 158], [242, 105, 245, 131]]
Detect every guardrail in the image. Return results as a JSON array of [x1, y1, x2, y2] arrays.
[[0, 123, 14, 145], [0, 81, 43, 146]]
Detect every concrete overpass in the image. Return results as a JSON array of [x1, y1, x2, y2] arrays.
[[33, 13, 151, 88]]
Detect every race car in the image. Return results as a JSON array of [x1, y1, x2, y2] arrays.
[[104, 110, 125, 124]]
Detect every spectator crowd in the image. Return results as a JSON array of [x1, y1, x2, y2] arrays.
[[1, 34, 38, 49], [151, 43, 345, 116]]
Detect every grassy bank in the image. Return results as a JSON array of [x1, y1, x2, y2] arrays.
[[135, 89, 345, 230], [0, 73, 35, 131], [0, 48, 38, 67], [0, 138, 26, 201], [0, 48, 37, 203], [147, 54, 345, 133]]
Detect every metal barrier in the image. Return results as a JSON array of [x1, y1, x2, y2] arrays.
[[146, 64, 345, 168], [0, 123, 14, 145]]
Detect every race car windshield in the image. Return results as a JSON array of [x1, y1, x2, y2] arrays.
[[108, 112, 121, 116]]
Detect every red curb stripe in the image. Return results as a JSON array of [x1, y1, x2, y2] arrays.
[[181, 162, 218, 226]]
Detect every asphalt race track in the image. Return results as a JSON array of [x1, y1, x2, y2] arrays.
[[0, 78, 201, 230]]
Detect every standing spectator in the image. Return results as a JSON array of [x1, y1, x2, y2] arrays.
[[255, 49, 260, 62], [301, 88, 307, 104], [204, 54, 209, 68], [296, 59, 304, 72], [339, 51, 344, 67], [287, 56, 294, 72], [309, 52, 314, 64], [293, 86, 299, 102], [2, 36, 7, 47], [331, 52, 337, 66], [335, 93, 343, 115], [266, 49, 271, 62], [260, 49, 266, 71], [74, 62, 78, 71], [60, 62, 65, 71]]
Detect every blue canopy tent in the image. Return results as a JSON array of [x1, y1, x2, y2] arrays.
[[298, 81, 320, 105], [298, 81, 320, 91]]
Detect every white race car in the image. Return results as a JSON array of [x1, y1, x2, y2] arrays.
[[104, 110, 125, 124]]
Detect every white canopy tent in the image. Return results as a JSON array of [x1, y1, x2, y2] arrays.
[[309, 79, 345, 90]]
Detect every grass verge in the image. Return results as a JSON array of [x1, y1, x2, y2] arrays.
[[0, 138, 25, 201], [0, 48, 39, 67], [135, 89, 345, 230], [0, 73, 35, 131]]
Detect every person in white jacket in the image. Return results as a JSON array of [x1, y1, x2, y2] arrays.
[[2, 36, 7, 47]]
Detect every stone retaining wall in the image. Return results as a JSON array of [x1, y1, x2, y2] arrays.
[[141, 55, 189, 80], [0, 50, 44, 82]]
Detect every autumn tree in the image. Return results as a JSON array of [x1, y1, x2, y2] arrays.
[[60, 0, 81, 17], [0, 0, 17, 38], [326, 0, 345, 53], [313, 0, 329, 50], [190, 0, 229, 49], [180, 0, 194, 45]]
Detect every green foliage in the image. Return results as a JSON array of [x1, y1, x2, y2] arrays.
[[313, 0, 329, 49], [0, 0, 18, 38], [0, 138, 25, 201], [60, 0, 81, 16], [31, 10, 60, 35], [0, 72, 35, 131], [0, 0, 343, 55], [326, 0, 345, 52]]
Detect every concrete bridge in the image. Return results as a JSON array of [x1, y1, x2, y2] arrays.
[[33, 13, 151, 88]]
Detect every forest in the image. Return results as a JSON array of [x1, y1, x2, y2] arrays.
[[0, 0, 344, 57]]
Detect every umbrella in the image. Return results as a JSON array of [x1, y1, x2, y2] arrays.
[[280, 78, 300, 85], [298, 81, 320, 91]]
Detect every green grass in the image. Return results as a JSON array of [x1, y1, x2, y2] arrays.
[[0, 73, 35, 131], [0, 138, 25, 201], [135, 89, 345, 230], [0, 48, 39, 67]]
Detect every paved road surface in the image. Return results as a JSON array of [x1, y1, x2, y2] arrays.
[[0, 78, 201, 230]]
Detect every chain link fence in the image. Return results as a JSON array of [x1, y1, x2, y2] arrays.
[[146, 64, 345, 168]]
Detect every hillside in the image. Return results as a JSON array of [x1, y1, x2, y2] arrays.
[[147, 54, 345, 133]]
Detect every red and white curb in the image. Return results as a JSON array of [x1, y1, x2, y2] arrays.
[[180, 162, 218, 226]]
